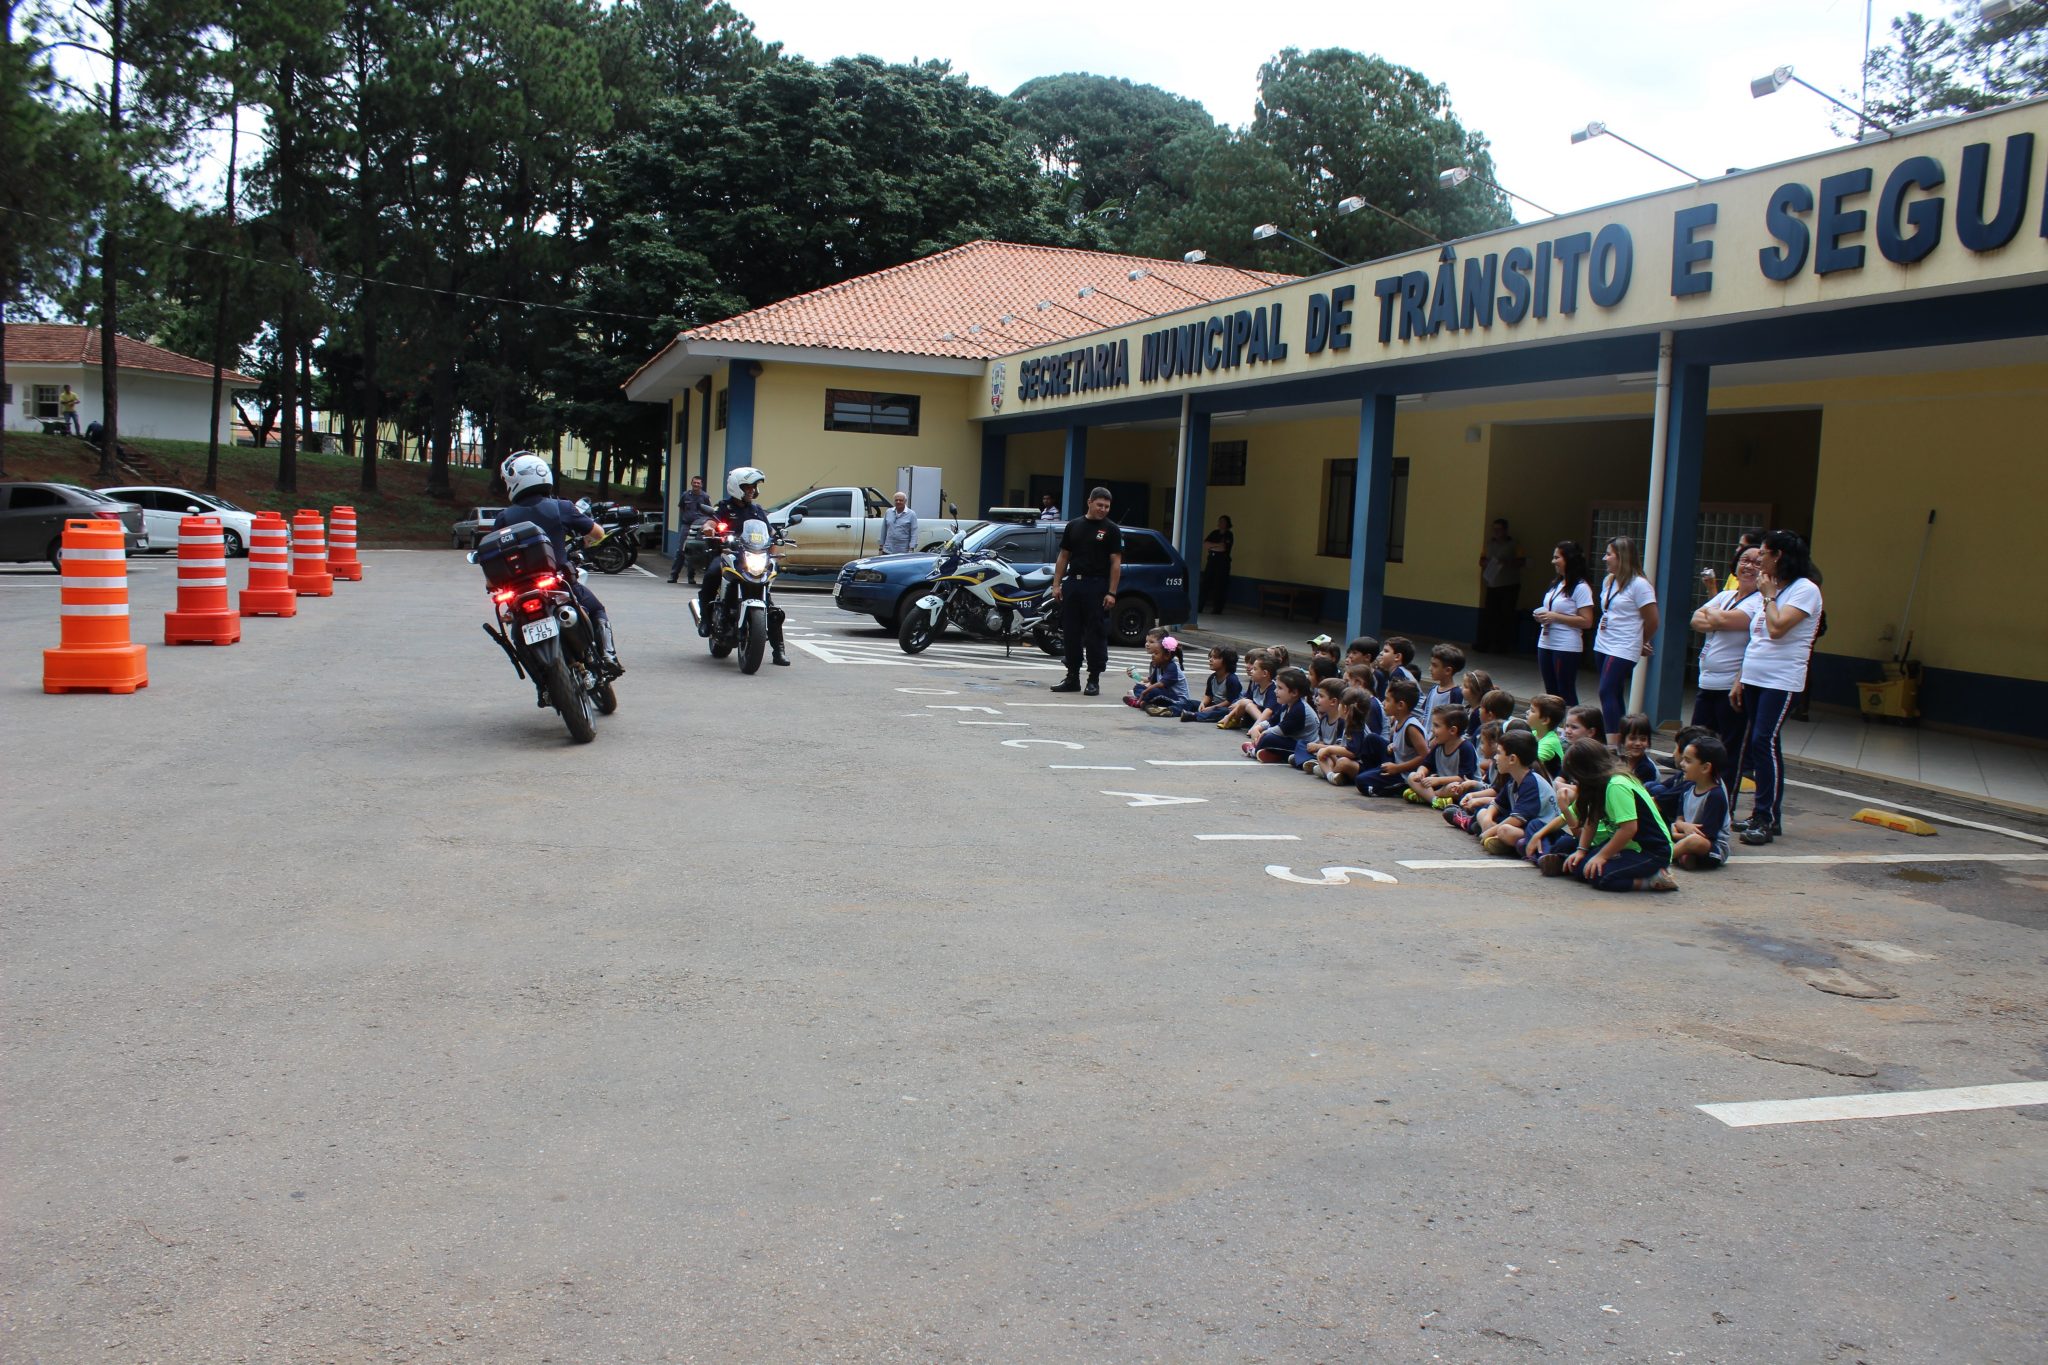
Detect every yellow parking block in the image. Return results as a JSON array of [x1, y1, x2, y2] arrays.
[[1853, 808, 1938, 836]]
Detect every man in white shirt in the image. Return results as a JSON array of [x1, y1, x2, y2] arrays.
[[1037, 494, 1060, 522], [879, 491, 918, 554]]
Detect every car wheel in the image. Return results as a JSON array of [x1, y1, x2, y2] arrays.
[[1110, 596, 1153, 647], [221, 529, 245, 557], [46, 537, 63, 572], [871, 614, 897, 633]]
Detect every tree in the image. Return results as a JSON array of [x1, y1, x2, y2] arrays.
[[1007, 72, 1216, 232], [1863, 2, 2047, 126]]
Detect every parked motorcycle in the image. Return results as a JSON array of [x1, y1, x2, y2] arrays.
[[689, 510, 802, 674], [584, 503, 643, 574], [899, 523, 1064, 659], [471, 523, 618, 742]]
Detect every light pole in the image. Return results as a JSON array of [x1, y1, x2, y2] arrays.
[[1038, 297, 1108, 328], [1078, 284, 1152, 317], [1749, 65, 1893, 139], [996, 311, 1064, 340], [1438, 166, 1555, 219], [1182, 250, 1274, 286], [1334, 195, 1441, 246], [1127, 267, 1213, 304], [1569, 121, 1702, 182], [1251, 222, 1351, 270]]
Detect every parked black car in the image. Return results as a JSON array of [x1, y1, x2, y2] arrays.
[[0, 482, 148, 568]]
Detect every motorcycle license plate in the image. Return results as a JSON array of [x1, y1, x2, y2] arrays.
[[916, 594, 943, 612], [522, 617, 560, 644]]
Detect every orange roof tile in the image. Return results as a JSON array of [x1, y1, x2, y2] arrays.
[[3, 324, 257, 385], [682, 240, 1295, 360]]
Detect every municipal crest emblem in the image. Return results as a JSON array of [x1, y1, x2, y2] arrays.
[[990, 361, 1006, 412]]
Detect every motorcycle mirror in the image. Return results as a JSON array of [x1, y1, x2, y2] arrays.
[[786, 509, 805, 525], [465, 551, 478, 564]]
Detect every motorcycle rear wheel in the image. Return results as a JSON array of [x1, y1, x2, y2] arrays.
[[546, 654, 597, 743], [898, 607, 937, 655], [1033, 622, 1065, 658], [588, 538, 631, 574], [739, 610, 767, 673], [593, 677, 618, 714]]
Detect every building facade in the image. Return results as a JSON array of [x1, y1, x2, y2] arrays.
[[2, 325, 256, 444]]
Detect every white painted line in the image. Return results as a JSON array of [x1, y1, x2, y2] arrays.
[[1002, 738, 1084, 750], [1786, 777, 2048, 847], [929, 705, 1004, 714], [1395, 852, 2048, 871], [1265, 865, 1399, 885], [1147, 759, 1258, 767], [895, 687, 958, 695], [1100, 791, 1208, 807], [1397, 858, 1530, 870], [1194, 834, 1300, 842], [630, 564, 658, 578], [1048, 765, 1135, 770], [1009, 702, 1125, 708], [959, 721, 1027, 726], [1698, 1081, 2048, 1128]]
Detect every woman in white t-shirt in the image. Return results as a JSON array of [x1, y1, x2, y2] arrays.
[[1591, 537, 1659, 743], [1531, 540, 1596, 706], [1732, 530, 1824, 845], [1689, 546, 1764, 800]]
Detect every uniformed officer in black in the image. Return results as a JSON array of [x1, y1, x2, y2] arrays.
[[1048, 486, 1122, 695]]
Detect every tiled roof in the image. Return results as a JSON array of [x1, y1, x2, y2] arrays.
[[682, 240, 1295, 360], [2, 324, 257, 384]]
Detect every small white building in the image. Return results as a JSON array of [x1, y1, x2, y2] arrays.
[[2, 324, 256, 442]]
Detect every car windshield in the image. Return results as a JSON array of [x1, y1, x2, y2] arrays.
[[959, 523, 1017, 552], [194, 492, 243, 511]]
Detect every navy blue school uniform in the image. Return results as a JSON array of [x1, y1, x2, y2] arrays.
[[1627, 753, 1659, 785], [1180, 669, 1245, 720], [1680, 782, 1733, 868], [1358, 713, 1430, 795], [1255, 695, 1315, 756]]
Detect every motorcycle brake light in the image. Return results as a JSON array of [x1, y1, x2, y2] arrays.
[[533, 573, 559, 590], [520, 597, 545, 614], [491, 588, 515, 604]]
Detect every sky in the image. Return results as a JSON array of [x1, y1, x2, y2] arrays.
[[730, 0, 1934, 221]]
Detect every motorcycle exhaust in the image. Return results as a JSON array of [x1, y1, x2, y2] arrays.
[[687, 599, 703, 627], [556, 605, 580, 628]]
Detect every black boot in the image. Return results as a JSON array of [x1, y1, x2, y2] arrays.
[[1083, 673, 1101, 697], [1050, 672, 1081, 693], [772, 646, 790, 666]]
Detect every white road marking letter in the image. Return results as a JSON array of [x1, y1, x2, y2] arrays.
[[1265, 865, 1399, 886], [1002, 738, 1084, 750], [1099, 791, 1208, 808]]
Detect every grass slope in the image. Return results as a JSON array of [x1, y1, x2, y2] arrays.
[[0, 432, 653, 546]]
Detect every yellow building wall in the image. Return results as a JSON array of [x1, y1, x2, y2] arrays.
[[748, 362, 981, 507]]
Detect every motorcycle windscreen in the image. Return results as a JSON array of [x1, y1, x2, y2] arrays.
[[740, 523, 772, 551]]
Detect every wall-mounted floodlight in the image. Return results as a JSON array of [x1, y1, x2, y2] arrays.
[[1038, 297, 1107, 327], [1750, 63, 1893, 137], [1438, 166, 1555, 219], [1181, 248, 1276, 284], [1251, 222, 1351, 270], [1127, 267, 1211, 303], [1568, 121, 1701, 181], [1333, 195, 1442, 246], [1077, 284, 1151, 316], [996, 311, 1063, 339]]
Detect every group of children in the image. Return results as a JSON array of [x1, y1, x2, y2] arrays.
[[1123, 631, 1738, 894]]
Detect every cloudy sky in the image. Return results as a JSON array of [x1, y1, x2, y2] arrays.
[[733, 0, 1929, 221]]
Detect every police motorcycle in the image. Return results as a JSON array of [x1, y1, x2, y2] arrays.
[[581, 500, 643, 575], [898, 508, 1065, 659], [471, 523, 618, 743], [689, 509, 803, 674]]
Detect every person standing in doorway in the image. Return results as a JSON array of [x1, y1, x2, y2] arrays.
[[879, 490, 918, 554], [1037, 493, 1061, 522], [1049, 487, 1122, 696], [1477, 518, 1526, 653], [1591, 536, 1659, 744], [1200, 514, 1234, 615], [1532, 540, 1595, 705], [59, 384, 81, 434], [667, 475, 715, 583]]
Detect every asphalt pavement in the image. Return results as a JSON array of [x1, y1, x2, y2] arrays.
[[2, 552, 2044, 1363]]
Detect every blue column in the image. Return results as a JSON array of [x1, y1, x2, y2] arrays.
[[1061, 425, 1088, 520], [1643, 360, 1711, 727], [1345, 393, 1396, 643], [696, 382, 712, 488], [979, 426, 1006, 521], [667, 392, 690, 556], [1179, 409, 1212, 624], [722, 363, 758, 481]]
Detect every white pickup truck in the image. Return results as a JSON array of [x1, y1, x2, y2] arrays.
[[765, 486, 983, 574]]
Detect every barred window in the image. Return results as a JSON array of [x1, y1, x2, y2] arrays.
[[824, 389, 919, 437]]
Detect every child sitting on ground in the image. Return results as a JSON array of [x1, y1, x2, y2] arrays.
[[1316, 687, 1379, 787], [1461, 669, 1496, 717], [1357, 678, 1429, 796], [1346, 636, 1379, 673], [1128, 630, 1189, 715], [1671, 735, 1734, 871], [1547, 738, 1679, 892], [1444, 720, 1506, 831], [1477, 729, 1559, 856], [1299, 678, 1350, 774], [1528, 693, 1567, 777], [1375, 638, 1416, 695], [1476, 687, 1515, 741], [1246, 666, 1315, 764], [1308, 633, 1339, 664], [1616, 712, 1659, 783], [1417, 643, 1465, 730], [1215, 650, 1276, 730], [1563, 704, 1605, 751], [1648, 723, 1711, 817], [1405, 705, 1479, 806], [1342, 665, 1388, 737], [1180, 646, 1245, 723], [1307, 654, 1338, 688]]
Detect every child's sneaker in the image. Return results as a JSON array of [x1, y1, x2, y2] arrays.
[[1402, 788, 1426, 804], [1537, 852, 1567, 877], [1443, 807, 1475, 832], [1123, 695, 1143, 708], [1304, 761, 1323, 778], [1242, 741, 1256, 756], [1642, 869, 1680, 892], [1145, 702, 1176, 717], [1431, 795, 1454, 810], [1326, 768, 1346, 785], [1480, 834, 1508, 856]]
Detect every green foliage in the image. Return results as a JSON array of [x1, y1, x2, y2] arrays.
[[1008, 72, 1216, 225], [1863, 2, 2047, 126]]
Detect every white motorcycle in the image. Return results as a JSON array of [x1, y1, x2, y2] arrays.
[[898, 525, 1063, 658]]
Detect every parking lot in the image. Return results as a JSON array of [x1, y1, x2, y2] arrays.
[[3, 551, 2044, 1362]]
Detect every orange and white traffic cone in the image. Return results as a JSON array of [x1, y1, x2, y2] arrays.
[[327, 505, 363, 581], [290, 509, 334, 597], [163, 515, 242, 645], [239, 512, 298, 617], [43, 518, 149, 694]]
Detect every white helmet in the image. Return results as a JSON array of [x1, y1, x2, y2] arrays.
[[727, 466, 766, 500], [502, 451, 553, 500]]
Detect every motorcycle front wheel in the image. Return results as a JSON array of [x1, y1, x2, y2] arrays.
[[739, 609, 767, 673], [546, 654, 597, 743], [898, 604, 938, 655], [1033, 620, 1065, 658]]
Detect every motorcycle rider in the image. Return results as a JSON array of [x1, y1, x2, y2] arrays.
[[696, 465, 790, 666], [492, 451, 624, 676]]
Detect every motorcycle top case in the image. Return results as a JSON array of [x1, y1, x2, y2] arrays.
[[474, 520, 561, 586]]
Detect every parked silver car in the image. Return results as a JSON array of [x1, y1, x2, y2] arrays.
[[452, 506, 503, 549], [98, 484, 258, 556], [0, 482, 148, 568]]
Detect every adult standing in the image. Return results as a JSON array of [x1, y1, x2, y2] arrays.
[[667, 475, 715, 583], [1591, 536, 1659, 743], [879, 490, 918, 554], [1689, 546, 1764, 799], [1037, 494, 1061, 522], [1199, 514, 1233, 615], [1049, 486, 1122, 696], [1531, 540, 1595, 705], [1733, 530, 1823, 845], [1476, 518, 1526, 653], [59, 384, 80, 434]]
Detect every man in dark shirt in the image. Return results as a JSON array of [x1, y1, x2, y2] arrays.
[[1048, 486, 1123, 695], [667, 476, 716, 584]]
